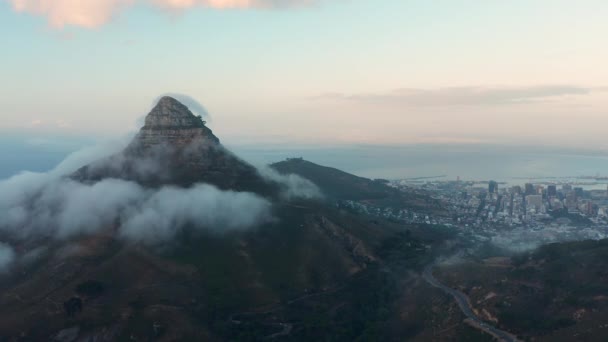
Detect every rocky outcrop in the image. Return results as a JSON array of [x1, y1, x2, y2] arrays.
[[73, 96, 278, 196], [132, 96, 220, 149]]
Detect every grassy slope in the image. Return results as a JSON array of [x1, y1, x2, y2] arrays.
[[271, 158, 445, 213]]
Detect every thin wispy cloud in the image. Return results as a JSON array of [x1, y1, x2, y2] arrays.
[[8, 0, 319, 28], [319, 85, 593, 107], [27, 118, 72, 129]]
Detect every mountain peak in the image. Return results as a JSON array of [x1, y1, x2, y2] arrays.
[[145, 96, 206, 129], [157, 95, 181, 106], [73, 96, 277, 195], [133, 96, 219, 149]]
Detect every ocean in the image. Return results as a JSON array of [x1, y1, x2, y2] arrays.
[[4, 141, 608, 190], [235, 144, 608, 190]]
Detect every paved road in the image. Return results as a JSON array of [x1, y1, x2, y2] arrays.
[[423, 263, 520, 342]]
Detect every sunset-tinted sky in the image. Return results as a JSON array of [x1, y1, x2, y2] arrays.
[[1, 0, 607, 148]]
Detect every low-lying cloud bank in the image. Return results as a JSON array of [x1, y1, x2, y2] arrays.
[[256, 165, 322, 200], [0, 173, 273, 243], [121, 183, 272, 242], [9, 0, 320, 28], [0, 171, 273, 271], [0, 132, 322, 272]]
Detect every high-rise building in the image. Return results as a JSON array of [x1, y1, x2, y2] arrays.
[[536, 185, 544, 195], [565, 193, 577, 209], [489, 180, 498, 194], [547, 185, 557, 197], [550, 198, 563, 210], [587, 202, 594, 216], [526, 195, 543, 210], [511, 185, 522, 194], [525, 183, 535, 196], [574, 187, 584, 199]]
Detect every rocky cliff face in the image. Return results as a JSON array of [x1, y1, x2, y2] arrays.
[[74, 97, 278, 196], [132, 96, 220, 149]]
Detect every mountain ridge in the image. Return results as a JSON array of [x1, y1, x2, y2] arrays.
[[271, 157, 445, 213]]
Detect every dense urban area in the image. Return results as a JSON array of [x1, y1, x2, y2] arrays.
[[339, 177, 608, 252]]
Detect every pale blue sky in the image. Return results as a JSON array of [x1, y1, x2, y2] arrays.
[[1, 0, 607, 148]]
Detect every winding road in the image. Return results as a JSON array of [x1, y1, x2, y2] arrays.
[[423, 263, 520, 342]]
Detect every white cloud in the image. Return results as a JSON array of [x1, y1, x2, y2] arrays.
[[256, 165, 322, 200], [9, 0, 319, 28], [0, 173, 272, 243], [121, 184, 272, 242], [0, 135, 275, 255], [10, 0, 134, 28], [51, 137, 131, 176]]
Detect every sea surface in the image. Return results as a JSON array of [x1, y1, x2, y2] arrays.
[[4, 141, 608, 190], [235, 144, 608, 190]]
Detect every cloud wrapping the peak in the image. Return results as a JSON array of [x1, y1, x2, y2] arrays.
[[9, 0, 318, 28], [0, 137, 274, 246], [256, 165, 323, 200], [0, 173, 272, 242], [120, 184, 272, 242]]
